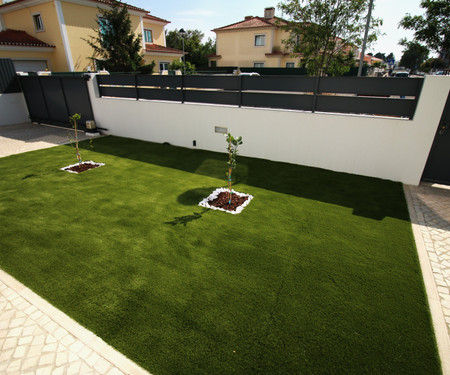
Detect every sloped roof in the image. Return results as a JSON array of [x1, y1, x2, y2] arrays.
[[143, 13, 170, 24], [213, 16, 287, 32], [0, 0, 148, 13], [0, 29, 55, 48], [145, 44, 184, 55]]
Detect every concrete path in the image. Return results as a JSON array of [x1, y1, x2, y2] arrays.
[[0, 122, 94, 158], [405, 183, 450, 375]]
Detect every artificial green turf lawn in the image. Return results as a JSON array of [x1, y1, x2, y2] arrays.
[[0, 136, 441, 375]]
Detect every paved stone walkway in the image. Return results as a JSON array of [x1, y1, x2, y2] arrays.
[[0, 122, 95, 158], [0, 270, 150, 375], [405, 183, 450, 375]]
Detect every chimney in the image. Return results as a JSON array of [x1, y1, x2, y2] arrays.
[[244, 16, 253, 21], [264, 7, 275, 19]]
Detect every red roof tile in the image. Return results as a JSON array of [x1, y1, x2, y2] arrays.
[[0, 29, 55, 48], [0, 0, 148, 13], [144, 13, 170, 24], [145, 44, 184, 55], [213, 16, 287, 31]]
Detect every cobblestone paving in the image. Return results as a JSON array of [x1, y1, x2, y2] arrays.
[[0, 274, 150, 375], [407, 183, 450, 335]]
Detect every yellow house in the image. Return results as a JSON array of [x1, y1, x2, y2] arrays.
[[0, 0, 183, 72], [210, 7, 301, 69]]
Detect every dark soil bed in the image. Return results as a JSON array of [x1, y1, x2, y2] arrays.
[[62, 162, 103, 173], [208, 191, 249, 212]]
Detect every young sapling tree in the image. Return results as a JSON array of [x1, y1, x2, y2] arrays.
[[69, 113, 82, 163], [226, 133, 243, 204]]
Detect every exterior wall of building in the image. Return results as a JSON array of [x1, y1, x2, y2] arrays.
[[0, 49, 54, 69], [215, 27, 302, 68], [1, 0, 173, 72], [142, 21, 164, 45], [62, 2, 143, 71], [2, 1, 68, 70], [142, 54, 180, 71], [216, 27, 274, 67]]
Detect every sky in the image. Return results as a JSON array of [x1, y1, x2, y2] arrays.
[[131, 0, 426, 62]]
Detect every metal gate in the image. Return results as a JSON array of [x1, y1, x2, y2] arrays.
[[19, 75, 95, 130], [422, 91, 450, 185]]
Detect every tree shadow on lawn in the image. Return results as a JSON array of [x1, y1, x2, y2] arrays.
[[76, 136, 409, 221]]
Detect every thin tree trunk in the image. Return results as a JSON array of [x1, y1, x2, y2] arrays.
[[228, 139, 232, 203], [75, 121, 81, 162]]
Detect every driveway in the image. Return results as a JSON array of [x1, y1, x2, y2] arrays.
[[0, 122, 95, 158]]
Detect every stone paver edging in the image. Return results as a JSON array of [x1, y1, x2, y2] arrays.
[[404, 184, 450, 375], [0, 269, 151, 375]]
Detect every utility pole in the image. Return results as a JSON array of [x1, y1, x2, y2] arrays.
[[358, 0, 374, 77]]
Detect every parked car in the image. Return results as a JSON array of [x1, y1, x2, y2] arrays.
[[238, 72, 260, 76], [392, 71, 409, 78]]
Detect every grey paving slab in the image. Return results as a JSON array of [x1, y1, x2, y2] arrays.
[[404, 183, 450, 375], [0, 122, 96, 158]]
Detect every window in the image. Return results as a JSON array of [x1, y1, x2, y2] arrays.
[[210, 60, 217, 68], [254, 62, 264, 68], [286, 62, 295, 68], [254, 35, 265, 46], [98, 17, 110, 36], [159, 62, 169, 71], [32, 14, 44, 31], [144, 29, 153, 43]]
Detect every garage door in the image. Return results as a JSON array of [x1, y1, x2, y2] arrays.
[[13, 60, 48, 72]]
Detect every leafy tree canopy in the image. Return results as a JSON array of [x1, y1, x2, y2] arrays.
[[374, 52, 386, 60], [386, 52, 395, 62], [168, 59, 196, 74], [84, 1, 143, 72], [399, 0, 450, 66], [399, 39, 429, 71], [166, 29, 216, 68], [278, 0, 382, 76], [420, 57, 446, 72]]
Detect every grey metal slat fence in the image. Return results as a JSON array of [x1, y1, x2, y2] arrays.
[[0, 58, 21, 94], [96, 74, 424, 119], [19, 75, 95, 128]]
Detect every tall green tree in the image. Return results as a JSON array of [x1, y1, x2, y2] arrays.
[[166, 29, 216, 68], [84, 1, 143, 72], [386, 52, 395, 62], [399, 0, 450, 67], [399, 39, 429, 71], [278, 0, 382, 76]]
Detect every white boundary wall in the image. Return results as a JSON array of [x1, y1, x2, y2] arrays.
[[0, 93, 29, 126], [86, 75, 450, 185]]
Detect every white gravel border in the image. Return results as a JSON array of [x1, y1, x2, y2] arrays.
[[60, 161, 105, 174], [198, 187, 253, 214]]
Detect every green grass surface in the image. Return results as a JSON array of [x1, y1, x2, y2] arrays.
[[0, 136, 441, 375]]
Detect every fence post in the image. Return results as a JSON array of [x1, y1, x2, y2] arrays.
[[409, 79, 424, 120], [239, 75, 243, 108], [97, 76, 103, 97], [135, 74, 139, 100], [181, 74, 185, 104], [312, 76, 320, 113]]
